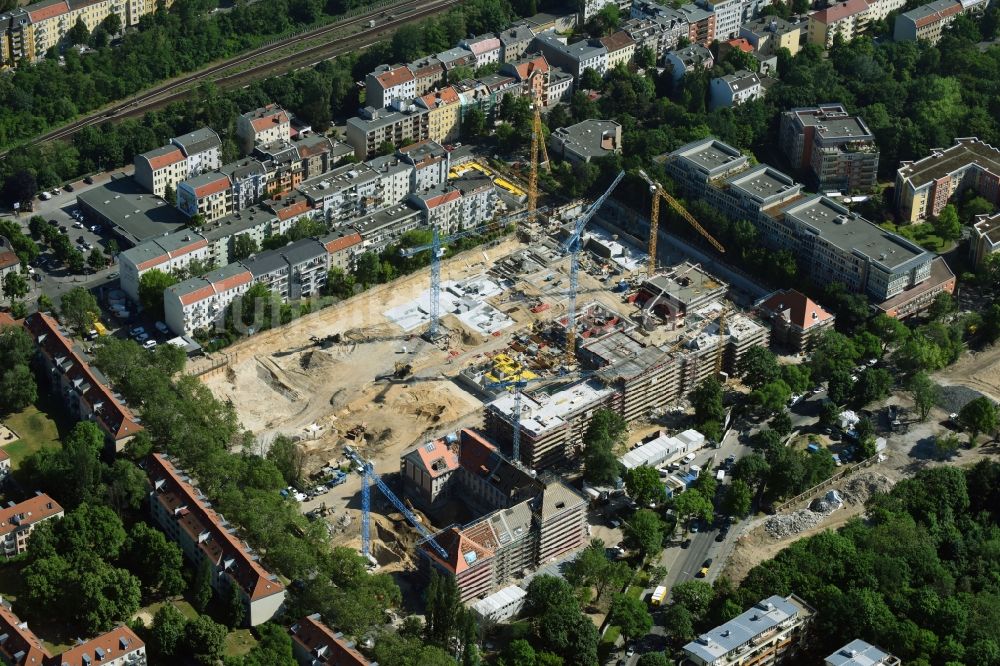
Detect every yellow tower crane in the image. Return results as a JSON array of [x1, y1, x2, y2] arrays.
[[527, 104, 550, 225], [637, 170, 726, 276]]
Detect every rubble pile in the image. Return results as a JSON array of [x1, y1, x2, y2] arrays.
[[839, 473, 894, 505], [764, 473, 894, 540]]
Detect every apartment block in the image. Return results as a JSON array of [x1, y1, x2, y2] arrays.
[[237, 104, 291, 155], [147, 454, 286, 626], [681, 595, 814, 666], [698, 0, 742, 39], [436, 45, 475, 72], [297, 164, 379, 222], [893, 0, 961, 42], [177, 171, 232, 222], [808, 0, 871, 47], [408, 173, 497, 235], [0, 9, 35, 66], [321, 229, 364, 272], [533, 31, 608, 77], [351, 202, 424, 255], [710, 69, 763, 110], [24, 312, 143, 449], [0, 236, 20, 283], [779, 104, 879, 193], [0, 493, 63, 558], [664, 43, 714, 80], [678, 3, 717, 45], [220, 159, 269, 212], [497, 23, 535, 62], [366, 64, 417, 110], [0, 602, 146, 666], [740, 15, 803, 55], [134, 127, 223, 197], [971, 212, 1000, 268], [415, 86, 462, 145], [345, 106, 430, 160], [119, 230, 211, 301], [398, 140, 450, 192], [757, 288, 835, 352], [599, 30, 636, 69], [245, 238, 330, 301], [164, 263, 253, 335], [407, 55, 445, 96], [826, 640, 900, 666], [289, 614, 373, 666], [500, 54, 550, 103], [200, 206, 277, 267], [621, 15, 688, 61], [460, 34, 502, 67], [548, 119, 623, 165], [895, 137, 1000, 222]]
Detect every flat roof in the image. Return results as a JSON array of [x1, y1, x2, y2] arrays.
[[583, 329, 646, 366], [726, 164, 799, 203], [642, 261, 728, 305], [489, 378, 614, 436], [826, 639, 898, 666], [352, 202, 422, 236], [241, 250, 287, 277], [347, 107, 426, 132], [471, 585, 526, 615], [669, 138, 748, 175], [783, 195, 928, 270], [76, 175, 188, 246], [200, 206, 276, 242], [899, 0, 960, 21], [897, 137, 1000, 189], [279, 237, 327, 265], [684, 595, 812, 663]]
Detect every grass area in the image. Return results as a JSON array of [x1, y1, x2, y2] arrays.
[[134, 599, 199, 624], [626, 585, 644, 601], [879, 221, 950, 252], [2, 403, 63, 469], [225, 628, 257, 657]]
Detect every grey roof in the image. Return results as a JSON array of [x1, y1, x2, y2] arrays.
[[252, 140, 299, 164], [179, 170, 230, 190], [454, 172, 493, 195], [436, 46, 474, 66], [366, 155, 413, 178], [668, 137, 748, 175], [171, 127, 222, 157], [537, 478, 586, 521], [279, 238, 328, 266], [898, 0, 960, 22], [782, 195, 929, 270], [76, 175, 188, 245], [167, 261, 250, 299], [347, 107, 427, 132], [411, 183, 452, 205], [120, 229, 206, 266], [717, 69, 761, 91], [351, 202, 422, 237], [398, 140, 448, 165], [726, 164, 800, 203], [498, 24, 535, 45], [298, 164, 379, 201], [136, 143, 184, 165], [550, 119, 621, 160], [815, 116, 874, 141], [683, 596, 810, 663], [535, 32, 607, 62], [668, 43, 713, 67], [240, 251, 288, 277], [826, 639, 898, 666], [200, 206, 276, 242], [642, 261, 728, 306], [677, 3, 713, 22], [485, 500, 534, 545], [220, 159, 266, 181], [742, 14, 798, 35], [897, 138, 1000, 189]]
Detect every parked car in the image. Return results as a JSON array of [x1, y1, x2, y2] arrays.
[[64, 184, 74, 192], [83, 176, 94, 184], [154, 321, 169, 334], [136, 333, 149, 343], [698, 558, 713, 577], [142, 339, 157, 350]]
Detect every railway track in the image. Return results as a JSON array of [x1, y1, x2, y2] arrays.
[[22, 0, 458, 148]]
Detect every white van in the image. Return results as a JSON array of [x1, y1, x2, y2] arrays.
[[683, 452, 697, 464]]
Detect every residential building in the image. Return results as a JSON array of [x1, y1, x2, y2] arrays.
[[710, 69, 763, 109], [471, 586, 527, 624], [548, 119, 623, 164], [0, 602, 147, 666], [134, 127, 223, 197], [0, 9, 35, 67], [398, 140, 450, 192], [408, 56, 445, 96], [220, 159, 269, 212], [436, 45, 475, 72], [677, 3, 717, 45], [546, 67, 574, 106], [25, 312, 143, 448], [367, 154, 414, 208], [664, 43, 714, 80], [345, 106, 430, 160], [479, 72, 522, 103], [681, 595, 814, 666], [866, 0, 907, 22], [0, 492, 63, 558], [266, 195, 317, 235], [409, 185, 462, 234], [0, 450, 9, 484], [276, 238, 331, 300], [498, 23, 535, 62], [351, 202, 424, 255], [296, 135, 349, 179], [779, 104, 879, 192], [297, 164, 380, 222], [500, 54, 550, 103], [415, 86, 462, 145], [826, 640, 901, 666], [200, 206, 277, 267], [177, 171, 232, 222], [236, 104, 291, 155], [582, 0, 618, 21], [321, 229, 364, 272], [533, 31, 608, 77], [460, 34, 502, 67], [971, 212, 1000, 268], [698, 0, 742, 39], [739, 15, 803, 55], [366, 63, 417, 109], [163, 263, 253, 335], [453, 172, 499, 229], [119, 230, 211, 302], [808, 0, 871, 47], [621, 15, 688, 60], [0, 236, 19, 284], [289, 614, 372, 666], [893, 0, 962, 42], [253, 140, 305, 195], [599, 30, 636, 69], [757, 288, 835, 352], [895, 137, 1000, 223], [147, 453, 286, 625]]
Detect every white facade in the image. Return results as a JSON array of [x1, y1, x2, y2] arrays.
[[163, 266, 253, 335], [119, 231, 212, 302], [710, 69, 763, 109], [471, 586, 527, 624], [700, 0, 742, 39]]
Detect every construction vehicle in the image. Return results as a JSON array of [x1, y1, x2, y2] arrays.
[[344, 449, 447, 560], [399, 207, 546, 340], [637, 170, 725, 277], [562, 171, 625, 366]]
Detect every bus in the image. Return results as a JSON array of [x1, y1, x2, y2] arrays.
[[650, 586, 668, 606]]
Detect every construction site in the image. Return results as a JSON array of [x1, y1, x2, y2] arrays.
[[198, 161, 775, 604]]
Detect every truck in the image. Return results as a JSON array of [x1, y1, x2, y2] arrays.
[[715, 469, 725, 482], [650, 586, 668, 606]]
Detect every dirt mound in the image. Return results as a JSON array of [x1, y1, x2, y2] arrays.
[[839, 472, 894, 505], [764, 473, 894, 540]]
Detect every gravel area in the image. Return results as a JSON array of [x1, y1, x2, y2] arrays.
[[936, 385, 986, 414]]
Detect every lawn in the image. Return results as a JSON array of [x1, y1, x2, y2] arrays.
[[225, 628, 258, 657], [2, 403, 63, 469]]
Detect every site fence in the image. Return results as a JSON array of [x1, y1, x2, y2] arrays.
[[772, 452, 880, 513]]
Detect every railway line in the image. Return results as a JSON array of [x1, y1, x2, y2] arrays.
[[22, 0, 459, 148]]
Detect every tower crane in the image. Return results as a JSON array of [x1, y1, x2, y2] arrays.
[[399, 207, 545, 340], [637, 170, 726, 276], [562, 171, 625, 366], [345, 449, 448, 560], [528, 102, 551, 225]]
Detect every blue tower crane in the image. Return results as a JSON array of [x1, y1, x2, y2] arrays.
[[400, 207, 547, 340], [560, 171, 625, 365]]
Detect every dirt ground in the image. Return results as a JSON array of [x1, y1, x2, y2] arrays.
[[934, 342, 1000, 403]]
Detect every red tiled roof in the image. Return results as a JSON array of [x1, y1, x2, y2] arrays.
[[411, 438, 458, 479], [324, 233, 362, 255], [0, 450, 9, 463], [275, 200, 313, 221], [55, 626, 144, 666], [759, 289, 834, 331], [177, 270, 252, 306], [146, 148, 185, 171], [0, 313, 15, 328], [914, 1, 961, 26], [290, 615, 372, 666], [251, 111, 290, 133], [457, 429, 496, 477], [193, 175, 231, 198], [467, 37, 501, 55], [148, 454, 286, 602], [424, 189, 461, 209], [23, 313, 142, 441], [598, 31, 635, 53], [813, 0, 869, 23], [375, 65, 415, 89], [27, 0, 68, 22], [0, 249, 18, 270], [513, 55, 549, 80], [419, 86, 460, 109], [135, 238, 209, 272], [0, 493, 62, 538], [0, 602, 51, 665], [297, 138, 333, 159], [426, 525, 494, 575], [727, 37, 754, 53]]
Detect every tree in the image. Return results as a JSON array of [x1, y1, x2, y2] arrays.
[[722, 479, 752, 518], [123, 522, 185, 598], [226, 582, 246, 628], [674, 488, 714, 530], [931, 204, 961, 241], [138, 269, 179, 318], [1, 170, 37, 207], [241, 622, 298, 666], [0, 364, 36, 414], [501, 640, 536, 666], [827, 370, 855, 406], [68, 17, 90, 45], [608, 593, 652, 642], [770, 410, 793, 436], [580, 67, 603, 90], [462, 107, 487, 139], [583, 408, 626, 485], [810, 330, 860, 381], [75, 558, 142, 633], [425, 569, 461, 648], [625, 466, 663, 506], [671, 580, 714, 620], [732, 453, 769, 492], [67, 250, 85, 274], [928, 292, 956, 321], [105, 239, 119, 260], [663, 604, 695, 642], [191, 558, 214, 613], [267, 435, 304, 487], [184, 614, 227, 665], [100, 10, 121, 35], [60, 286, 99, 333], [325, 267, 357, 300], [752, 380, 791, 414], [869, 313, 910, 355], [55, 503, 126, 560], [151, 603, 188, 658], [819, 401, 841, 430], [623, 508, 663, 560], [959, 397, 998, 445], [638, 654, 670, 666], [3, 271, 28, 301], [907, 372, 938, 422], [232, 234, 260, 261], [87, 247, 106, 271], [163, 184, 177, 206], [855, 368, 893, 406], [691, 377, 725, 426], [355, 252, 381, 287], [736, 346, 780, 390]]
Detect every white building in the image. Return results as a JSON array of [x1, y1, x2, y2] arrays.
[[619, 429, 705, 470], [163, 263, 253, 335], [710, 69, 763, 109], [460, 34, 502, 67], [698, 0, 742, 39], [236, 104, 291, 155], [471, 586, 527, 624], [119, 230, 211, 302], [366, 64, 418, 110], [134, 127, 222, 197]]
